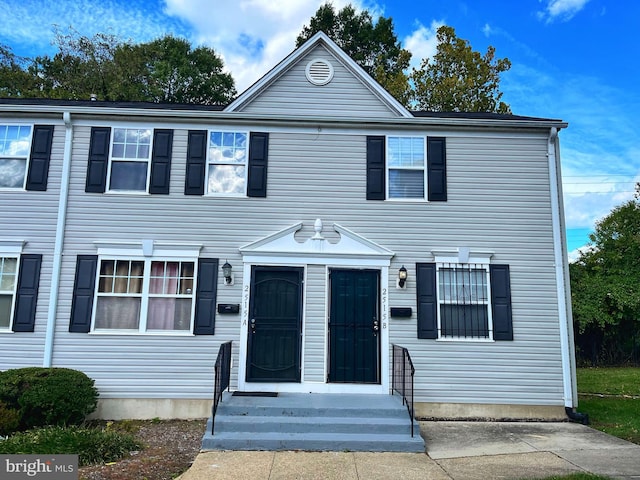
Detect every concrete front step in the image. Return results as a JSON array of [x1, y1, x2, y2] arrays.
[[209, 415, 417, 435], [202, 392, 425, 453], [202, 431, 425, 452]]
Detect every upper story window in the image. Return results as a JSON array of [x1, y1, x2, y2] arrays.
[[387, 136, 426, 200], [437, 264, 490, 339], [185, 130, 268, 198], [0, 125, 32, 189], [207, 131, 248, 195], [366, 135, 446, 202], [94, 258, 195, 332], [0, 256, 18, 329], [108, 128, 153, 192]]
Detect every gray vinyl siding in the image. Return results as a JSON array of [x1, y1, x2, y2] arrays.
[[48, 122, 564, 406], [303, 264, 326, 383], [236, 45, 400, 119], [0, 124, 65, 369]]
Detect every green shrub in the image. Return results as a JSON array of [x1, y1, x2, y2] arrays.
[[0, 425, 141, 466], [0, 401, 20, 436], [0, 367, 98, 431]]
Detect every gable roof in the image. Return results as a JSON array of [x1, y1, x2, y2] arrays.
[[225, 31, 412, 118]]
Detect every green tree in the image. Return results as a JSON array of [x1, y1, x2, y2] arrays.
[[0, 44, 38, 97], [1, 29, 236, 104], [411, 25, 512, 113], [570, 185, 640, 364], [296, 2, 412, 106], [116, 36, 236, 104]]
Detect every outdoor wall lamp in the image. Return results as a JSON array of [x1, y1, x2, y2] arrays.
[[222, 260, 234, 286], [397, 265, 408, 289]]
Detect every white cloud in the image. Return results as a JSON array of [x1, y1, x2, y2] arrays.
[[567, 244, 593, 263], [537, 0, 591, 23], [403, 20, 444, 70], [164, 0, 364, 92]]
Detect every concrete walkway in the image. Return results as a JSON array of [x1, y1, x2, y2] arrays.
[[178, 421, 640, 480]]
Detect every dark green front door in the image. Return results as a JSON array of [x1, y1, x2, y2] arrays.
[[329, 269, 380, 383], [246, 266, 303, 382]]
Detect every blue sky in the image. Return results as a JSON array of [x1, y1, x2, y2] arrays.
[[2, 0, 638, 259]]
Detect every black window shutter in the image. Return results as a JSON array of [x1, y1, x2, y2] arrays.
[[149, 129, 173, 194], [247, 132, 269, 197], [490, 264, 513, 341], [85, 127, 111, 193], [427, 137, 447, 202], [25, 125, 55, 191], [366, 136, 385, 200], [69, 255, 98, 333], [416, 263, 438, 339], [194, 258, 218, 335], [185, 130, 206, 195], [12, 254, 42, 332]]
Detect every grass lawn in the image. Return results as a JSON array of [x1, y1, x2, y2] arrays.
[[577, 367, 640, 444]]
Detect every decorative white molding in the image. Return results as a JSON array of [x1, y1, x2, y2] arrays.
[[431, 248, 494, 264], [93, 240, 203, 258], [0, 240, 26, 254], [239, 219, 394, 265]]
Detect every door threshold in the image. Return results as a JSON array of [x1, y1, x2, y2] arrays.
[[232, 391, 279, 397]]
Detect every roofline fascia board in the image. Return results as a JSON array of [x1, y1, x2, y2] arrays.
[[0, 104, 568, 130], [225, 32, 412, 118]]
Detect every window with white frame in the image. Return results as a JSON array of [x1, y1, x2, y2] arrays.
[[437, 263, 491, 339], [207, 130, 248, 195], [0, 256, 18, 329], [94, 258, 195, 332], [108, 127, 152, 192], [387, 136, 426, 200], [0, 125, 32, 189]]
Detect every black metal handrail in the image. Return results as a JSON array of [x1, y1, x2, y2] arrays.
[[391, 343, 416, 437], [211, 341, 232, 435]]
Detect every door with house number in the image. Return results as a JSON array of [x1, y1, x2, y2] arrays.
[[328, 269, 380, 383], [246, 266, 303, 382]]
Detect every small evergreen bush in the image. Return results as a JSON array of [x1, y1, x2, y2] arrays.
[[0, 367, 98, 431], [0, 425, 141, 466]]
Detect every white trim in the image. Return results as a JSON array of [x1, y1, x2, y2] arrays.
[[240, 220, 394, 263], [0, 104, 568, 131], [0, 240, 26, 254], [93, 240, 203, 258], [431, 249, 494, 264], [548, 128, 576, 408]]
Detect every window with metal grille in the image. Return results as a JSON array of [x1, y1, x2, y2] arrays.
[[437, 263, 491, 339]]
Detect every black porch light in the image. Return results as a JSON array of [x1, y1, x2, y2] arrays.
[[222, 260, 233, 285], [398, 265, 408, 288]]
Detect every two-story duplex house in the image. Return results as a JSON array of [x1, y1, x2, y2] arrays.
[[0, 32, 577, 421]]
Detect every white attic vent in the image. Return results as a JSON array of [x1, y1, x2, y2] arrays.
[[305, 58, 334, 86]]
